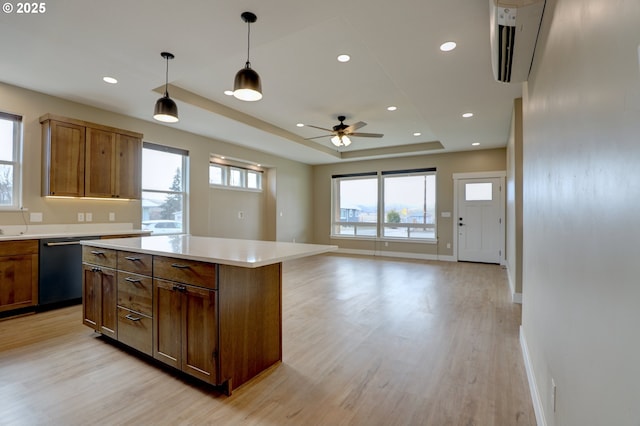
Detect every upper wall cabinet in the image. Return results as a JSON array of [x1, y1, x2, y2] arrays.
[[41, 114, 143, 199]]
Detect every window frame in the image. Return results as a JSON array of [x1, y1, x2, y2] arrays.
[[209, 161, 263, 192], [330, 168, 437, 243], [0, 111, 23, 210], [141, 142, 189, 235]]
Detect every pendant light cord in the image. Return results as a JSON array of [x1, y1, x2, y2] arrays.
[[246, 20, 251, 68], [164, 56, 169, 97]]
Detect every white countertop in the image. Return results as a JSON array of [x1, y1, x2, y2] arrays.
[[0, 223, 150, 242], [81, 235, 338, 268]]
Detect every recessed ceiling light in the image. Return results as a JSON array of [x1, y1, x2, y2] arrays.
[[224, 90, 234, 96], [337, 54, 351, 62], [296, 123, 304, 127], [102, 76, 118, 84], [462, 112, 474, 118], [440, 41, 457, 52], [387, 106, 397, 111], [413, 132, 422, 136], [472, 142, 480, 146]]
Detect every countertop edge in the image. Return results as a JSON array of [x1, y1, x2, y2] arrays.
[[80, 236, 338, 268]]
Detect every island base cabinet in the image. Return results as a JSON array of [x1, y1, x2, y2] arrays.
[[117, 307, 152, 356], [82, 264, 117, 339], [153, 279, 217, 384]]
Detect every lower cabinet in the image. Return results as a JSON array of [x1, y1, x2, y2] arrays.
[[153, 278, 217, 384], [82, 263, 117, 339], [81, 246, 282, 395], [0, 240, 38, 313]]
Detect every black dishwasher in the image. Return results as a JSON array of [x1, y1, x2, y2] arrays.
[[38, 236, 100, 309]]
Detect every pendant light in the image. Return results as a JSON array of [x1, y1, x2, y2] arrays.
[[233, 12, 262, 101], [154, 52, 179, 123]]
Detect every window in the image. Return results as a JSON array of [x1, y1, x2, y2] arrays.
[[332, 174, 378, 237], [382, 171, 436, 240], [209, 162, 262, 191], [331, 168, 437, 241], [141, 142, 188, 235], [0, 112, 22, 209], [465, 182, 492, 201]]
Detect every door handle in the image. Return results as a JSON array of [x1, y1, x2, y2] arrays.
[[458, 222, 465, 226]]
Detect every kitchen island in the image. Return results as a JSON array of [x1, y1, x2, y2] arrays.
[[80, 235, 336, 394]]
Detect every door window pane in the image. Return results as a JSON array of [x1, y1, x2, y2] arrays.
[[465, 183, 492, 201]]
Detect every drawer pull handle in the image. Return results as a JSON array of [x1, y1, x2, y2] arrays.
[[124, 256, 141, 261], [125, 314, 142, 322], [171, 263, 190, 269], [172, 285, 187, 293], [125, 277, 142, 283], [90, 250, 105, 256]]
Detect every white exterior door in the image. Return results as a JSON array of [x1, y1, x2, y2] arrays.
[[456, 177, 503, 263]]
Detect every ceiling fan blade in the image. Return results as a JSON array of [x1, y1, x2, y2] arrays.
[[350, 132, 384, 138], [344, 121, 367, 133], [304, 135, 332, 140], [306, 124, 335, 132]]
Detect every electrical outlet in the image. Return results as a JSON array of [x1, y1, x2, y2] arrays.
[[447, 243, 451, 249], [109, 212, 115, 221], [77, 212, 84, 222], [30, 212, 43, 222], [85, 213, 92, 222]]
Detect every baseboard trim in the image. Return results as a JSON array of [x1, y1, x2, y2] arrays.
[[335, 248, 455, 262], [520, 326, 546, 426], [506, 265, 523, 304]]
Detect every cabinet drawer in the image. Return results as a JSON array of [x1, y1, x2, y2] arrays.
[[117, 251, 152, 276], [117, 307, 152, 356], [0, 240, 38, 256], [153, 256, 216, 289], [82, 246, 116, 268], [117, 271, 152, 317]]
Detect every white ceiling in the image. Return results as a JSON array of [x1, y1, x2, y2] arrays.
[[0, 0, 523, 165]]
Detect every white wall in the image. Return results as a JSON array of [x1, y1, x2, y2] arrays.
[[521, 0, 640, 424], [0, 82, 314, 242]]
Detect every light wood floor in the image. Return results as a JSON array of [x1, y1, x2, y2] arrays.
[[0, 254, 535, 425]]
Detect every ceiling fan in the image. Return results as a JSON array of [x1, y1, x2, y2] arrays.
[[305, 115, 384, 147]]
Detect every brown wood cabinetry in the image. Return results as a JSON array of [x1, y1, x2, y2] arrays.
[[153, 278, 217, 383], [0, 240, 38, 313], [82, 246, 282, 394], [40, 114, 142, 199], [82, 247, 117, 339], [116, 251, 153, 355]]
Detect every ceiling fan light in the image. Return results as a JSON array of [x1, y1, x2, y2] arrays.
[[153, 95, 179, 123], [330, 135, 351, 147], [233, 66, 262, 101]]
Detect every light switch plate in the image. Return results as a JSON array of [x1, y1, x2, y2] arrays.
[[30, 212, 43, 222], [77, 212, 84, 222], [441, 211, 452, 217], [85, 213, 92, 222]]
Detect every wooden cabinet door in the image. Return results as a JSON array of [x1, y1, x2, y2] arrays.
[[0, 254, 38, 312], [115, 134, 141, 199], [47, 120, 85, 196], [182, 284, 217, 384], [82, 264, 117, 339], [99, 267, 117, 339], [85, 127, 116, 197], [82, 264, 100, 330], [153, 279, 182, 369]]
